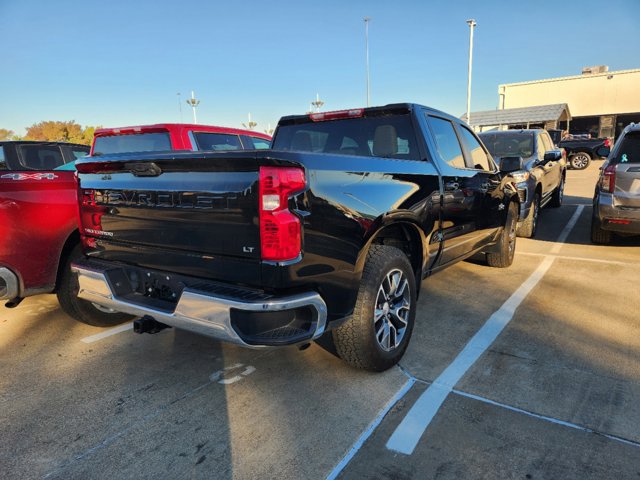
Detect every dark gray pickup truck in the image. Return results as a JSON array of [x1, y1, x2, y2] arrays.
[[71, 104, 521, 371]]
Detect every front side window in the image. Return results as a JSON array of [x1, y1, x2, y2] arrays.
[[93, 132, 172, 155], [17, 145, 65, 170], [540, 132, 553, 153], [194, 133, 242, 151], [0, 146, 6, 170], [459, 126, 493, 171], [427, 116, 466, 168]]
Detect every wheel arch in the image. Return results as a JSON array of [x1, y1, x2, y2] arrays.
[[54, 229, 80, 292]]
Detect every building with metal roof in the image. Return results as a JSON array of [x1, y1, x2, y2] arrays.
[[461, 104, 571, 132]]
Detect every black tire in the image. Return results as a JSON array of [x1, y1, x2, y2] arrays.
[[332, 245, 417, 371], [487, 202, 518, 268], [590, 210, 613, 245], [517, 192, 540, 238], [549, 175, 564, 208], [57, 245, 134, 327], [569, 152, 591, 170]]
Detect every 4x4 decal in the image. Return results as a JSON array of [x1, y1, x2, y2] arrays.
[[1, 173, 58, 181]]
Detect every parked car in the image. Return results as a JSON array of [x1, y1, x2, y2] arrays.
[[0, 141, 91, 312], [591, 123, 640, 243], [0, 125, 271, 324], [554, 132, 610, 170], [479, 129, 566, 238], [71, 103, 521, 371]]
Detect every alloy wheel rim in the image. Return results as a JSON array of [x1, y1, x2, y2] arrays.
[[374, 269, 411, 352], [573, 155, 588, 168], [508, 209, 517, 256]]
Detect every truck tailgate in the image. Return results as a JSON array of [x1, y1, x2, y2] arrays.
[[78, 152, 262, 282]]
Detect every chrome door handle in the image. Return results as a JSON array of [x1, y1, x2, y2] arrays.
[[445, 181, 459, 191]]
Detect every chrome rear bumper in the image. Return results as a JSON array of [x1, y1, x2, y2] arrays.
[[71, 263, 327, 347]]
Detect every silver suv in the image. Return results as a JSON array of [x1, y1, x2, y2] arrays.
[[591, 123, 640, 243]]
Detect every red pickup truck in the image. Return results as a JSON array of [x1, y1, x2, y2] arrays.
[[1, 125, 271, 325]]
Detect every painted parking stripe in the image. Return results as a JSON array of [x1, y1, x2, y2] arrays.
[[385, 206, 584, 455], [518, 251, 632, 267], [452, 389, 640, 449], [326, 377, 416, 480], [80, 322, 133, 344]]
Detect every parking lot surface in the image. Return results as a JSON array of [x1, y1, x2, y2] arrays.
[[2, 159, 639, 479]]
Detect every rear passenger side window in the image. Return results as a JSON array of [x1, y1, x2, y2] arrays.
[[458, 126, 493, 171], [17, 145, 64, 170], [194, 133, 242, 151], [427, 116, 466, 169]]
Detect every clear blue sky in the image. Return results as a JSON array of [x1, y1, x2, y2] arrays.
[[1, 0, 638, 135]]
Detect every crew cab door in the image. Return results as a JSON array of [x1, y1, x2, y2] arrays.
[[537, 132, 560, 196], [425, 116, 501, 266]]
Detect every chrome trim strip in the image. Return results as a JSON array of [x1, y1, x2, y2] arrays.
[[0, 267, 19, 300], [71, 264, 327, 347]]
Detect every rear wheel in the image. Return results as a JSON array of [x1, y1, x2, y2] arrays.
[[590, 210, 613, 245], [569, 152, 591, 170], [487, 202, 517, 268], [517, 192, 540, 238], [333, 245, 416, 371], [57, 245, 134, 327]]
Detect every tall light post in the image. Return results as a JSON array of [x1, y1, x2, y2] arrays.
[[242, 112, 257, 130], [177, 92, 183, 122], [311, 93, 324, 112], [465, 19, 476, 126], [186, 90, 200, 124], [364, 16, 371, 107]]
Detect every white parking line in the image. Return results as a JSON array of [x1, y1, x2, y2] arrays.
[[452, 389, 640, 449], [385, 206, 584, 455], [80, 322, 133, 344], [518, 251, 632, 266], [326, 377, 416, 480]]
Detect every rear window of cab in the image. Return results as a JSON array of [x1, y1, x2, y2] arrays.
[[93, 132, 172, 155], [614, 131, 640, 164]]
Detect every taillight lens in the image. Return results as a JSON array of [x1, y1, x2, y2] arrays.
[[601, 164, 616, 193], [259, 166, 306, 261], [604, 138, 611, 148]]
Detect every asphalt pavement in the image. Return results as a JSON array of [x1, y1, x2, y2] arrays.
[[2, 159, 639, 479]]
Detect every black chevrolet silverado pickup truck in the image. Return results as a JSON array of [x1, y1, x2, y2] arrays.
[[72, 104, 520, 371]]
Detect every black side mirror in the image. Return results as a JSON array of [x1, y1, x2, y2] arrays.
[[595, 146, 611, 158], [544, 150, 563, 162], [500, 156, 524, 173]]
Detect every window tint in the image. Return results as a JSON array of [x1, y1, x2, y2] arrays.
[[459, 126, 492, 171], [93, 133, 172, 155], [273, 114, 420, 160], [614, 131, 640, 163], [427, 116, 466, 168], [0, 146, 6, 170], [17, 145, 65, 170], [194, 133, 242, 151]]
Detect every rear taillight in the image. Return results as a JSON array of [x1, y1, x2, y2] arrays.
[[604, 138, 611, 148], [79, 188, 103, 249], [601, 164, 616, 193], [259, 166, 306, 261]]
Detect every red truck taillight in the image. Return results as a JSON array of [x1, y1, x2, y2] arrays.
[[601, 164, 616, 193], [259, 166, 306, 261]]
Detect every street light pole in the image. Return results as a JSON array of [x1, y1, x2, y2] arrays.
[[186, 90, 200, 124], [177, 92, 183, 122], [364, 16, 371, 107], [466, 19, 476, 126]]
